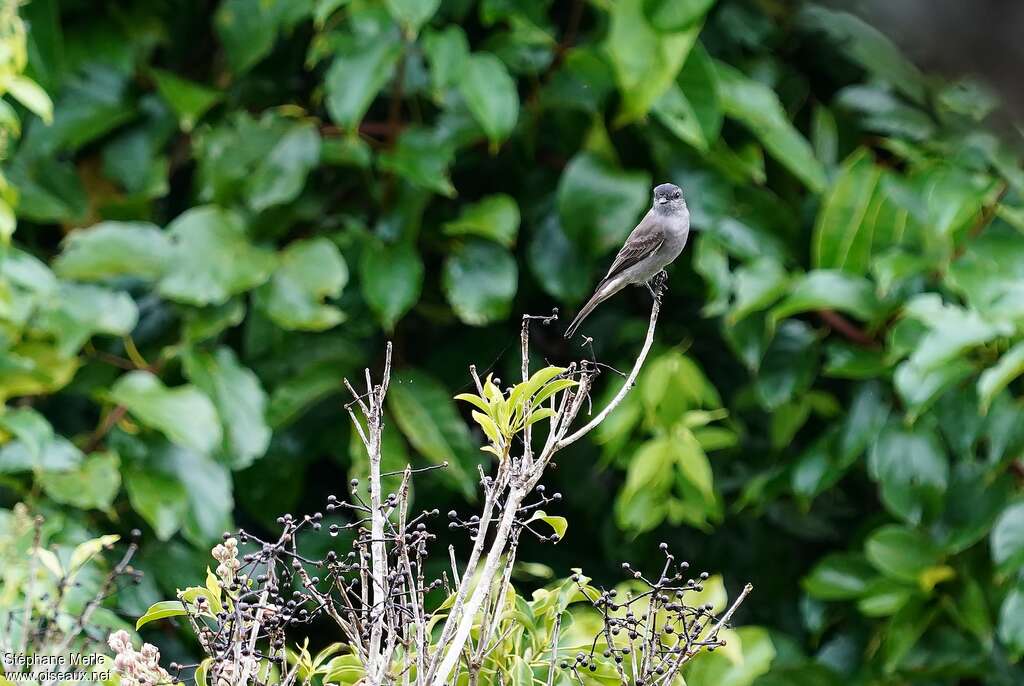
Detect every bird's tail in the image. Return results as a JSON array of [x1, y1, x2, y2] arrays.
[[564, 283, 610, 338]]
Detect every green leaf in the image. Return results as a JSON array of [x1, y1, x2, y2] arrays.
[[527, 212, 591, 304], [868, 424, 948, 525], [385, 0, 439, 33], [902, 294, 1012, 372], [652, 43, 721, 151], [387, 370, 476, 498], [683, 626, 775, 686], [978, 342, 1024, 413], [135, 600, 188, 630], [54, 221, 172, 281], [728, 256, 789, 323], [39, 452, 120, 510], [999, 584, 1024, 659], [797, 6, 926, 103], [865, 525, 943, 583], [378, 127, 456, 197], [246, 122, 321, 211], [770, 270, 883, 324], [124, 466, 188, 540], [255, 238, 348, 331], [182, 299, 246, 343], [325, 32, 403, 130], [715, 61, 827, 193], [150, 69, 222, 131], [423, 26, 469, 94], [605, 0, 701, 125], [893, 359, 973, 424], [812, 148, 892, 274], [38, 283, 138, 356], [158, 206, 276, 306], [442, 239, 518, 326], [7, 75, 53, 124], [992, 502, 1024, 573], [443, 194, 520, 247], [110, 371, 223, 454], [214, 0, 286, 74], [803, 553, 877, 600], [526, 511, 567, 541], [458, 52, 519, 145], [183, 347, 270, 469], [642, 0, 716, 31], [359, 239, 424, 330], [557, 152, 651, 254]]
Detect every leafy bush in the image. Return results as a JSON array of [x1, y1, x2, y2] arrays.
[[2, 0, 1024, 684]]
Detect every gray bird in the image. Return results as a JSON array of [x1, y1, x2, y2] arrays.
[[565, 182, 690, 338]]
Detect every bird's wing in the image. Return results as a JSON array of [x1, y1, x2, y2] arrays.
[[603, 217, 664, 280]]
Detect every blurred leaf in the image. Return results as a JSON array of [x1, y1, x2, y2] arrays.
[[359, 239, 424, 330], [999, 584, 1024, 659], [902, 294, 1012, 371], [605, 0, 700, 125], [754, 321, 818, 409], [978, 342, 1024, 413], [158, 206, 276, 306], [442, 239, 517, 326], [54, 221, 171, 281], [39, 283, 138, 356], [150, 69, 222, 131], [643, 0, 716, 31], [385, 0, 439, 33], [183, 347, 270, 469], [684, 626, 775, 686], [124, 466, 188, 540], [728, 256, 789, 323], [458, 52, 519, 145], [387, 370, 476, 498], [255, 238, 347, 331], [865, 525, 942, 583], [803, 553, 877, 600], [868, 423, 948, 525], [558, 152, 651, 254], [378, 127, 456, 197], [992, 502, 1024, 573], [325, 32, 403, 130], [214, 0, 287, 74], [110, 371, 223, 455], [527, 212, 591, 304], [423, 26, 469, 94], [771, 270, 883, 324], [443, 194, 520, 247], [653, 43, 720, 152], [246, 122, 320, 211], [797, 6, 926, 103], [39, 452, 120, 510], [715, 61, 827, 193]]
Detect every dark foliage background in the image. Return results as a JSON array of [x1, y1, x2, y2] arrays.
[[3, 0, 1024, 684]]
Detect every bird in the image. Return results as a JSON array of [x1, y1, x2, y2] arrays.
[[564, 182, 690, 339]]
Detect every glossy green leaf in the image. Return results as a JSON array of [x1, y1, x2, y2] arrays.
[[557, 152, 651, 254], [443, 194, 520, 247], [110, 371, 223, 454], [803, 553, 877, 600], [992, 502, 1024, 572], [151, 69, 222, 131], [158, 206, 276, 306], [359, 239, 423, 330], [325, 33, 403, 130], [715, 61, 827, 192], [442, 239, 518, 326], [183, 347, 270, 469], [459, 52, 519, 145], [54, 221, 171, 281], [865, 525, 943, 583], [255, 238, 347, 331], [605, 0, 700, 125]]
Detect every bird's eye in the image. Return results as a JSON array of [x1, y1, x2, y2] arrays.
[[673, 191, 681, 198]]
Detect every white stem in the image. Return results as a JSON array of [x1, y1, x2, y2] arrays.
[[430, 486, 525, 686], [557, 297, 660, 450]]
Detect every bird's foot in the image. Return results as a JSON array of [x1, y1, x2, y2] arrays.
[[650, 270, 669, 301]]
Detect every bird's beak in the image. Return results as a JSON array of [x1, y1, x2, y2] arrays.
[[657, 197, 668, 204]]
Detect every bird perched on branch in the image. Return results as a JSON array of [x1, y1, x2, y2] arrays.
[[565, 183, 690, 338]]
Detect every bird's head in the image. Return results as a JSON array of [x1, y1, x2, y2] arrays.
[[653, 183, 685, 214]]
